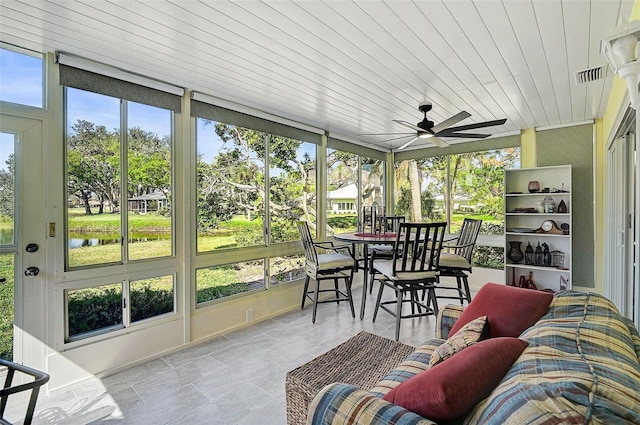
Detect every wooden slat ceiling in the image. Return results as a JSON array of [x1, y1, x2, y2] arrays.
[[0, 0, 633, 152]]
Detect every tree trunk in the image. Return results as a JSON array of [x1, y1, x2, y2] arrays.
[[408, 159, 422, 222], [82, 190, 93, 215]]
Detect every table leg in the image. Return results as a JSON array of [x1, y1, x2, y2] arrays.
[[359, 243, 369, 320]]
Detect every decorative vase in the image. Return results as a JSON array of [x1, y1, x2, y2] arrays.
[[528, 181, 540, 193], [507, 241, 524, 264]]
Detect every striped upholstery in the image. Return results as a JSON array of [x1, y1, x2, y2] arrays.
[[307, 383, 436, 425], [434, 304, 465, 340], [369, 339, 445, 398], [464, 292, 640, 425], [307, 291, 640, 425]]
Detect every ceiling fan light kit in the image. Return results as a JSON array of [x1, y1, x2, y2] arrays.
[[359, 101, 507, 151]]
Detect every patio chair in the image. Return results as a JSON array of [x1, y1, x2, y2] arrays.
[[366, 215, 406, 294], [0, 359, 50, 425], [371, 221, 447, 341], [436, 218, 482, 304], [297, 221, 356, 323]]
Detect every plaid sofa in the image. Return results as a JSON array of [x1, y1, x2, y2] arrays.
[[307, 291, 640, 425]]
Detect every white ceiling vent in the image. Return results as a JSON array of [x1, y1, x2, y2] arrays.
[[574, 66, 607, 84]]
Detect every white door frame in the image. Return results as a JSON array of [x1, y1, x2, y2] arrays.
[[605, 112, 639, 330], [0, 112, 47, 374]]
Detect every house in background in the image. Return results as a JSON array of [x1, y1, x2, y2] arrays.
[[127, 190, 168, 214], [327, 184, 357, 214]]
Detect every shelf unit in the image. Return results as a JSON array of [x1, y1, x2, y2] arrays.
[[504, 165, 572, 292]]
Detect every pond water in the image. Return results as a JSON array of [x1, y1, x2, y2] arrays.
[[69, 236, 168, 249]]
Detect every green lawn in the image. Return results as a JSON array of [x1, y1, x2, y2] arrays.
[[0, 254, 14, 360]]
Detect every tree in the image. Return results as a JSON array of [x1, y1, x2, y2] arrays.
[[196, 122, 316, 242], [0, 154, 14, 218], [67, 120, 119, 214], [67, 120, 173, 216]]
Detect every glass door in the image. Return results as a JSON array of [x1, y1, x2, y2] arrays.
[[0, 114, 46, 371], [0, 130, 16, 361]]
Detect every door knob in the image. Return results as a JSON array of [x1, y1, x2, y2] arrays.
[[24, 267, 39, 277]]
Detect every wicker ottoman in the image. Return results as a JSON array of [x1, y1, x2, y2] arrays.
[[285, 331, 416, 425]]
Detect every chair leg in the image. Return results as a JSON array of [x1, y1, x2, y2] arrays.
[[372, 279, 385, 322], [312, 278, 320, 324], [346, 275, 355, 318], [334, 278, 340, 304], [428, 286, 439, 315], [462, 276, 472, 303], [395, 286, 403, 341], [456, 276, 465, 305], [301, 275, 310, 309]]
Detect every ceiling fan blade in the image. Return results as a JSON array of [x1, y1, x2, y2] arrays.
[[373, 134, 416, 143], [392, 120, 424, 133], [356, 132, 415, 136], [439, 118, 507, 133], [397, 136, 419, 150], [436, 132, 490, 139], [432, 111, 471, 133], [431, 137, 450, 148]]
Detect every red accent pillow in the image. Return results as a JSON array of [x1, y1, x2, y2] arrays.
[[383, 337, 529, 421], [449, 283, 553, 338]]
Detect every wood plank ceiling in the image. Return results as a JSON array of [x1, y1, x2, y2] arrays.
[[0, 0, 633, 151]]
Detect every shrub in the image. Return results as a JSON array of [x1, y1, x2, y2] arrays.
[[67, 284, 174, 337]]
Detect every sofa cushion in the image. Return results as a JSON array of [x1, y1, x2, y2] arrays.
[[449, 282, 553, 338], [464, 291, 640, 425], [428, 315, 488, 368], [383, 337, 529, 422]]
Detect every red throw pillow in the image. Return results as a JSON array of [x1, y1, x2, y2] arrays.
[[449, 283, 553, 338], [383, 337, 529, 421]]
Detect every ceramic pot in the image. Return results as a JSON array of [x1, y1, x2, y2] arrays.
[[528, 181, 540, 193]]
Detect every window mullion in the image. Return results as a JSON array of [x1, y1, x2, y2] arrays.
[[264, 133, 270, 246], [122, 279, 131, 328], [121, 100, 128, 263]]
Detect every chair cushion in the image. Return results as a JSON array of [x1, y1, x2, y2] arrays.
[[316, 252, 353, 271], [383, 337, 529, 421], [428, 315, 488, 368], [449, 283, 553, 338], [438, 252, 470, 270], [373, 259, 437, 281]]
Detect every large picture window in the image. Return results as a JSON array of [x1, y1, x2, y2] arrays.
[[65, 89, 174, 268], [395, 148, 520, 269], [194, 103, 321, 302], [196, 120, 267, 251]]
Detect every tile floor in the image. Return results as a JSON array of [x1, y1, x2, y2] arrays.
[[6, 278, 465, 425]]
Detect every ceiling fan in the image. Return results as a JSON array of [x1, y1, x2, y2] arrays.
[[360, 102, 507, 150]]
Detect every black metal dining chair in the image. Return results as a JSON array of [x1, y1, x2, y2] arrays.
[[436, 218, 482, 304], [367, 215, 406, 294], [371, 221, 447, 340], [0, 359, 50, 425], [297, 221, 356, 323]]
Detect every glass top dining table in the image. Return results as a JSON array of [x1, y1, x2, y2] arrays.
[[333, 232, 398, 320]]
